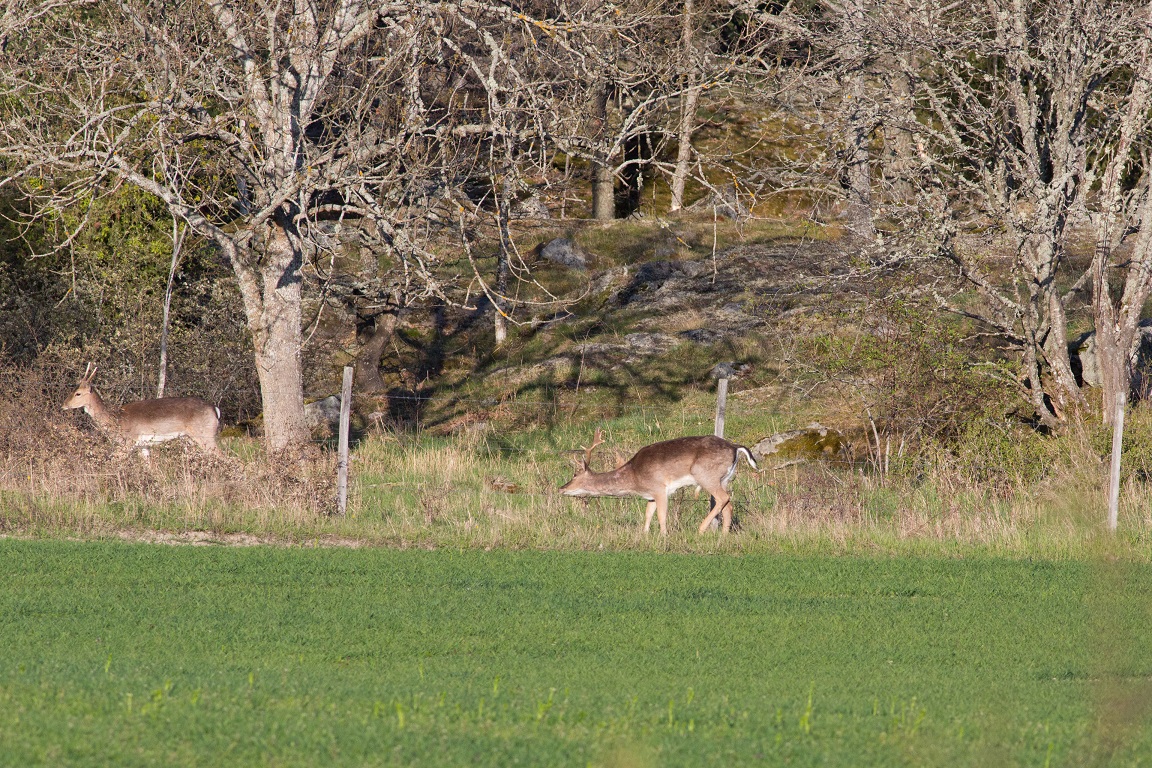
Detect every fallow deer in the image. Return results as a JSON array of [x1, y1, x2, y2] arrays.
[[560, 428, 758, 534], [62, 363, 222, 457]]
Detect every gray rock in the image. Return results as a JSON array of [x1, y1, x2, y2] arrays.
[[680, 328, 723, 344], [711, 361, 739, 379], [573, 342, 628, 360], [511, 194, 551, 220], [538, 238, 588, 270], [623, 333, 678, 357], [615, 260, 707, 306], [304, 395, 343, 429]]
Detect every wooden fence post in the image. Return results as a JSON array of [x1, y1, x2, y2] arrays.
[[708, 363, 737, 529], [714, 376, 729, 438], [712, 362, 736, 438], [337, 366, 353, 516], [1108, 397, 1125, 532]]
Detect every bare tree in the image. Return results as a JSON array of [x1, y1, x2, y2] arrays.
[[743, 0, 1152, 427], [1085, 0, 1152, 421], [895, 0, 1152, 426], [0, 0, 599, 448], [2, 1, 415, 449]]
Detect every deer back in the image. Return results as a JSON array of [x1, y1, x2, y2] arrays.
[[627, 436, 739, 486], [117, 397, 220, 441]]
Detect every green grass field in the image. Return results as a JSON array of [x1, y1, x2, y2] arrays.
[[0, 541, 1149, 767]]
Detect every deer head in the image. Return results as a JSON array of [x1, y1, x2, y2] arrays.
[[560, 427, 606, 494], [62, 363, 100, 412]]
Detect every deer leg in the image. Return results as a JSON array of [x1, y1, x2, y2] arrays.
[[719, 495, 734, 533], [698, 487, 732, 533], [656, 492, 669, 536], [643, 500, 657, 533]]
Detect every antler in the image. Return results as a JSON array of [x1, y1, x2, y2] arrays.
[[82, 362, 97, 383], [581, 427, 605, 468]]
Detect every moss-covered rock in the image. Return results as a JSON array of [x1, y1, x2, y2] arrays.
[[752, 423, 847, 464]]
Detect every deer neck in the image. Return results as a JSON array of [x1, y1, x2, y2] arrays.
[[83, 391, 120, 431], [585, 464, 640, 495]]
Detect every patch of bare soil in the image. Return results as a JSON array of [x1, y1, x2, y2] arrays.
[[1, 530, 372, 548]]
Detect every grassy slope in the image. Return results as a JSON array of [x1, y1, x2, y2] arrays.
[[2, 541, 1150, 767]]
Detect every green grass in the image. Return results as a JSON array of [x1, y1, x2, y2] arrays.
[[1, 541, 1150, 766]]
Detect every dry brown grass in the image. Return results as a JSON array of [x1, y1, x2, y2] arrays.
[[0, 364, 337, 536]]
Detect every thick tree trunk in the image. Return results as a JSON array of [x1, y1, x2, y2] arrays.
[[591, 165, 615, 220], [1042, 292, 1084, 420], [353, 310, 398, 394], [1096, 324, 1130, 425], [590, 85, 615, 220], [249, 224, 309, 451], [879, 57, 916, 204]]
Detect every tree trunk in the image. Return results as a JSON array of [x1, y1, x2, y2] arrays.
[[843, 71, 875, 240], [494, 176, 512, 345], [670, 0, 697, 213], [670, 83, 699, 213], [590, 85, 615, 220], [249, 224, 309, 451], [839, 0, 875, 241], [157, 219, 188, 399], [353, 310, 398, 394], [879, 56, 916, 204], [1042, 292, 1084, 420], [1096, 322, 1129, 425]]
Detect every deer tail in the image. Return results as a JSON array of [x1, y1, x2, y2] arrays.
[[736, 446, 758, 471]]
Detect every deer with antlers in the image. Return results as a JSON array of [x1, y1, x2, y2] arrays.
[[62, 363, 222, 457], [560, 428, 758, 534]]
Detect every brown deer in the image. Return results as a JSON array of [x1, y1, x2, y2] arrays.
[[62, 363, 222, 457], [560, 428, 758, 534]]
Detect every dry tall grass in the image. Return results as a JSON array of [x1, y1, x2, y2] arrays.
[[3, 364, 1150, 559], [0, 365, 335, 536]]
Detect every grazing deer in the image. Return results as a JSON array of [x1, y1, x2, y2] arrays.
[[560, 429, 758, 535], [62, 363, 222, 457]]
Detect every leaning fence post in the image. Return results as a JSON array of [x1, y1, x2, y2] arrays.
[[1107, 396, 1125, 532], [337, 365, 353, 515]]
